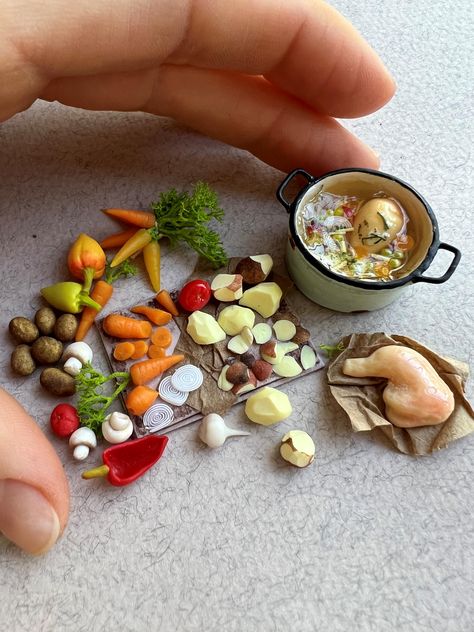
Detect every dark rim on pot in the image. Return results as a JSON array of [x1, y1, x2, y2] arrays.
[[277, 168, 461, 290]]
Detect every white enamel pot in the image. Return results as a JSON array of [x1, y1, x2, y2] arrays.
[[277, 168, 461, 313]]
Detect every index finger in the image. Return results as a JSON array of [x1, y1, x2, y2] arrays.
[[11, 0, 394, 117]]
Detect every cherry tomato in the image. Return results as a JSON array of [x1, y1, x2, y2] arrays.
[[50, 403, 80, 438], [178, 279, 211, 312]]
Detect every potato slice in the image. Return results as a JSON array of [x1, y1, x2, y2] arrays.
[[227, 326, 254, 354], [252, 322, 272, 344], [273, 319, 297, 342], [217, 365, 234, 391], [239, 282, 282, 318], [187, 311, 226, 344], [300, 345, 317, 370], [278, 341, 299, 355], [245, 387, 292, 425], [260, 340, 285, 365], [217, 305, 255, 336], [273, 356, 302, 377], [211, 273, 243, 302]]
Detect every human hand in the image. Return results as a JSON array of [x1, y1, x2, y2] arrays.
[[0, 0, 395, 555], [0, 0, 395, 174]]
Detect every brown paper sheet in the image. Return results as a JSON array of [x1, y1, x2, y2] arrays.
[[327, 332, 474, 455]]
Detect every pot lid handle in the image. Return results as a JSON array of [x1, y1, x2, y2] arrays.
[[411, 242, 461, 284], [276, 169, 314, 213]]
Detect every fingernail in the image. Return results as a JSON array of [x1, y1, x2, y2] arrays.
[[0, 480, 60, 555]]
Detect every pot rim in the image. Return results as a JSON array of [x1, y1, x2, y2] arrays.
[[287, 168, 439, 290]]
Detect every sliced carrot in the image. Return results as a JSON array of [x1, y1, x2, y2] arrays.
[[113, 341, 136, 361], [103, 314, 152, 339], [130, 305, 172, 326], [100, 228, 138, 250], [148, 345, 166, 359], [130, 354, 184, 386], [131, 340, 149, 360], [151, 327, 172, 349], [125, 385, 158, 416], [102, 208, 155, 228], [155, 289, 179, 316]]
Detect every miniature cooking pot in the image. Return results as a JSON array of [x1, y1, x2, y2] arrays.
[[277, 168, 461, 312]]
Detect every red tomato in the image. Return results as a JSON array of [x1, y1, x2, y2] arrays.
[[50, 403, 80, 438], [178, 279, 211, 312]]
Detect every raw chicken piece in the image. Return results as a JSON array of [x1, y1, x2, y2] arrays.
[[343, 345, 455, 428]]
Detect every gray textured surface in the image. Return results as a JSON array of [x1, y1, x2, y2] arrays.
[[1, 1, 473, 630]]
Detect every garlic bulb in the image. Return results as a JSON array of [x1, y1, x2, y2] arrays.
[[198, 413, 250, 448], [102, 412, 133, 444]]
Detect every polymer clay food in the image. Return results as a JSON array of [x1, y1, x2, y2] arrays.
[[69, 426, 97, 460], [101, 412, 134, 444], [280, 430, 315, 468], [50, 403, 80, 438], [239, 282, 282, 318], [178, 279, 211, 312], [343, 345, 455, 427], [245, 387, 292, 425], [198, 413, 250, 448], [187, 311, 226, 344]]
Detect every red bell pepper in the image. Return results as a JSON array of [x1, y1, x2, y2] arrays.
[[81, 435, 168, 486]]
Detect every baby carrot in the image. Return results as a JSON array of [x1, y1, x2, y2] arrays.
[[125, 385, 158, 416], [131, 305, 172, 326], [113, 341, 136, 361], [151, 327, 172, 349], [102, 208, 155, 228], [100, 228, 137, 250], [103, 314, 152, 339], [131, 340, 149, 360], [110, 229, 152, 268], [130, 354, 185, 385], [155, 289, 179, 316], [148, 345, 166, 359], [143, 241, 161, 292], [75, 280, 113, 341]]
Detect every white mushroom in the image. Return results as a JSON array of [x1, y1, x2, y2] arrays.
[[69, 427, 97, 460], [102, 412, 133, 444], [198, 413, 250, 448], [62, 341, 93, 365], [63, 357, 83, 376]]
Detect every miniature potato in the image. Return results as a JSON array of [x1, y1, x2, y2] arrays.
[[273, 356, 302, 378], [31, 336, 63, 364], [53, 313, 78, 341], [211, 273, 243, 302], [34, 307, 56, 335], [217, 305, 255, 336], [239, 282, 282, 318], [273, 319, 297, 342], [235, 254, 273, 284], [227, 326, 254, 354], [260, 340, 285, 365], [11, 345, 36, 376], [252, 323, 272, 344], [40, 367, 76, 396], [186, 311, 226, 344], [292, 326, 311, 345], [280, 430, 315, 468], [245, 386, 292, 425], [300, 346, 317, 370], [9, 316, 39, 344]]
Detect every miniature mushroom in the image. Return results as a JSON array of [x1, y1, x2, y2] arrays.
[[62, 341, 93, 365], [102, 412, 134, 444], [69, 427, 97, 460], [198, 413, 250, 448], [63, 357, 83, 376]]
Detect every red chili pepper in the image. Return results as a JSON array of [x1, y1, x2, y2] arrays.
[[178, 279, 211, 312], [81, 435, 168, 486]]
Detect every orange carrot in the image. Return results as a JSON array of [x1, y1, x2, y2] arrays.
[[75, 280, 114, 341], [100, 228, 138, 250], [151, 327, 172, 348], [131, 305, 172, 326], [131, 340, 149, 360], [113, 341, 136, 361], [155, 290, 179, 316], [125, 385, 158, 416], [148, 345, 166, 359], [102, 208, 155, 228], [130, 354, 184, 385], [103, 314, 152, 339]]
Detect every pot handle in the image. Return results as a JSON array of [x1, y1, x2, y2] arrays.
[[276, 169, 314, 213], [411, 242, 461, 284]]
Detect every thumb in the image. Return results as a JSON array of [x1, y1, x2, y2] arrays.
[[0, 387, 69, 555]]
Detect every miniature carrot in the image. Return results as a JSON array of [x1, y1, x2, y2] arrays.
[[75, 259, 137, 341], [151, 327, 172, 348], [102, 208, 155, 228], [103, 314, 152, 339], [143, 241, 161, 292], [113, 341, 136, 361], [131, 340, 149, 360], [125, 385, 158, 416], [130, 354, 184, 385], [148, 345, 166, 359], [110, 228, 152, 267], [130, 305, 172, 326], [155, 289, 179, 316], [100, 228, 137, 250]]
